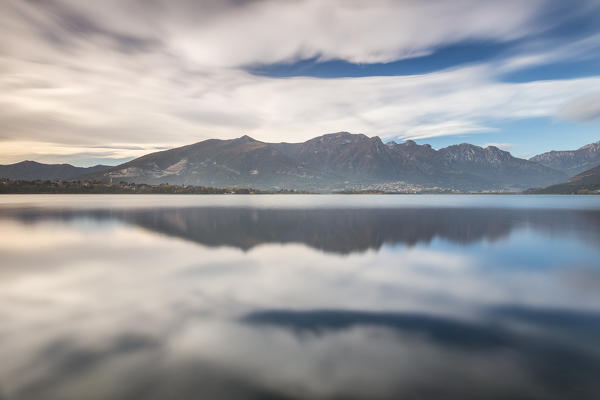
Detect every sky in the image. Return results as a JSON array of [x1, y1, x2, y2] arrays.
[[1, 0, 600, 166]]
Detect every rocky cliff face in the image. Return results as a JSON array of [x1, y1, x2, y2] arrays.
[[530, 141, 600, 176], [87, 132, 567, 191], [437, 144, 562, 189], [274, 132, 399, 181]]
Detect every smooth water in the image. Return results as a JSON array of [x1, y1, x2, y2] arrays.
[[1, 195, 599, 400]]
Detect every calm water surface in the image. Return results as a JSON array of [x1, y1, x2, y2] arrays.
[[1, 195, 600, 400]]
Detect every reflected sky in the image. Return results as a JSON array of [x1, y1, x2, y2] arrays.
[[0, 195, 599, 400]]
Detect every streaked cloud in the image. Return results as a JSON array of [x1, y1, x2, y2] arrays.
[[0, 0, 599, 164], [28, 0, 549, 66], [557, 92, 600, 123]]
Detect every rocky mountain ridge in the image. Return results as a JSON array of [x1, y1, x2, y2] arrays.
[[529, 141, 600, 176], [87, 132, 567, 191]]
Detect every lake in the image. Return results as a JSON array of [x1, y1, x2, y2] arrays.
[[1, 195, 600, 400]]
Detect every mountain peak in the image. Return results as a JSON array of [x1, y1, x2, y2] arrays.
[[484, 145, 506, 153], [441, 143, 480, 152], [370, 136, 384, 145], [309, 132, 369, 144], [237, 134, 257, 142], [439, 142, 515, 163], [18, 160, 43, 166], [529, 139, 600, 176], [580, 140, 600, 151]]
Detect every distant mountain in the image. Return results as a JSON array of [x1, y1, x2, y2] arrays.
[[0, 161, 111, 181], [89, 135, 333, 189], [529, 141, 600, 176], [273, 133, 397, 181], [527, 164, 600, 194], [434, 143, 562, 189], [87, 132, 566, 191]]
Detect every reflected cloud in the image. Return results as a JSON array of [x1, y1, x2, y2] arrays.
[[239, 307, 600, 398], [1, 202, 600, 399]]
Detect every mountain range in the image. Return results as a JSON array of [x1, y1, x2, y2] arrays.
[[529, 141, 600, 176], [2, 133, 600, 192], [83, 132, 571, 191], [0, 161, 110, 181]]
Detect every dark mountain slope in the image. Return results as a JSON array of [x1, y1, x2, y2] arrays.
[[99, 135, 335, 188], [571, 164, 600, 185], [528, 164, 600, 194], [274, 132, 399, 181], [87, 132, 567, 191], [438, 144, 564, 189], [0, 161, 110, 180], [530, 141, 600, 176]]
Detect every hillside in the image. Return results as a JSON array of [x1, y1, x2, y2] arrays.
[[527, 165, 600, 194], [0, 161, 110, 181], [530, 141, 600, 176], [86, 132, 566, 191]]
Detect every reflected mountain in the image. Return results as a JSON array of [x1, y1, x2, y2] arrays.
[[2, 199, 600, 399], [2, 207, 600, 253]]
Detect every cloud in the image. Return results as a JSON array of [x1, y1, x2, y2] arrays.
[[1, 214, 600, 398], [32, 0, 551, 66], [0, 0, 599, 163], [403, 121, 496, 140], [557, 92, 600, 123], [175, 0, 549, 66], [495, 33, 600, 74]]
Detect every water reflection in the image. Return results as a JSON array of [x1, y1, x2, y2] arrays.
[[243, 308, 600, 397], [3, 207, 600, 253], [0, 197, 600, 399]]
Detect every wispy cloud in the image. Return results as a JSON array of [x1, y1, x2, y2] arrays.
[[557, 92, 600, 123], [0, 0, 599, 162], [33, 0, 548, 66]]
